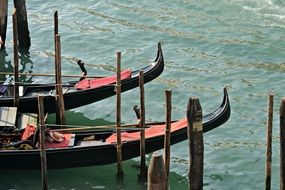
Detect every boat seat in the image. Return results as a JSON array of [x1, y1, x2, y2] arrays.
[[18, 113, 38, 130], [0, 107, 18, 127], [45, 133, 76, 148]]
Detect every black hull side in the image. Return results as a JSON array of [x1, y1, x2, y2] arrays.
[[0, 88, 230, 170], [0, 44, 164, 113]]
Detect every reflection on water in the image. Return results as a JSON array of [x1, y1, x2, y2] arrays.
[[47, 110, 115, 126], [0, 48, 34, 84], [0, 48, 12, 83], [19, 48, 34, 83]]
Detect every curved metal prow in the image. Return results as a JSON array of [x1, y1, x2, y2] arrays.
[[202, 87, 231, 133], [133, 105, 141, 120], [154, 41, 163, 62], [77, 60, 87, 81]]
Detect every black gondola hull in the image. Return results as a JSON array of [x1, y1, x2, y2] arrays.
[[0, 44, 164, 113], [0, 88, 230, 170]]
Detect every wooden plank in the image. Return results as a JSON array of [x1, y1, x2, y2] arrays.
[[0, 107, 17, 126]]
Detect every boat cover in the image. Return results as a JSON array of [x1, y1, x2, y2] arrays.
[[106, 118, 188, 144], [75, 69, 132, 90]]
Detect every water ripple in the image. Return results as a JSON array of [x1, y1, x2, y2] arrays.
[[77, 7, 205, 40]]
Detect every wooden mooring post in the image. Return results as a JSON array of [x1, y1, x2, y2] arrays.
[[147, 151, 167, 190], [12, 9, 19, 107], [13, 0, 31, 48], [164, 90, 172, 188], [54, 11, 58, 81], [265, 94, 274, 190], [116, 51, 124, 178], [53, 12, 65, 125], [54, 34, 66, 125], [280, 98, 285, 190], [139, 70, 147, 181], [38, 96, 48, 190], [0, 0, 8, 49], [54, 11, 58, 45], [187, 97, 204, 190]]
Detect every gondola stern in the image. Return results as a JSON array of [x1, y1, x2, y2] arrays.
[[155, 41, 164, 63], [222, 86, 231, 121], [202, 87, 231, 133]]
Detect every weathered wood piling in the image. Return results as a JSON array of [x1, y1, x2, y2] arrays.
[[280, 98, 285, 190], [13, 0, 31, 48], [147, 152, 167, 190], [116, 51, 124, 178], [265, 94, 274, 190], [54, 11, 59, 83], [187, 97, 204, 190], [164, 90, 172, 187], [38, 95, 48, 190], [139, 70, 147, 181], [54, 34, 66, 125], [54, 11, 58, 49], [12, 9, 19, 107], [0, 0, 8, 49], [53, 11, 66, 125]]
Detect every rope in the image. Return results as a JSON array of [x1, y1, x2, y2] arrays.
[[0, 81, 75, 86], [48, 124, 148, 133], [47, 120, 171, 133], [0, 72, 105, 79]]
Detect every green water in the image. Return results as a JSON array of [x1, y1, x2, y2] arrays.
[[1, 0, 285, 189]]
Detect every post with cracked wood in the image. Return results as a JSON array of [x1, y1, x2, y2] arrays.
[[187, 97, 204, 190], [147, 151, 167, 190], [164, 90, 172, 188]]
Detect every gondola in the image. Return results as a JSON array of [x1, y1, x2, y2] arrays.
[[0, 88, 230, 170], [0, 43, 164, 113]]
